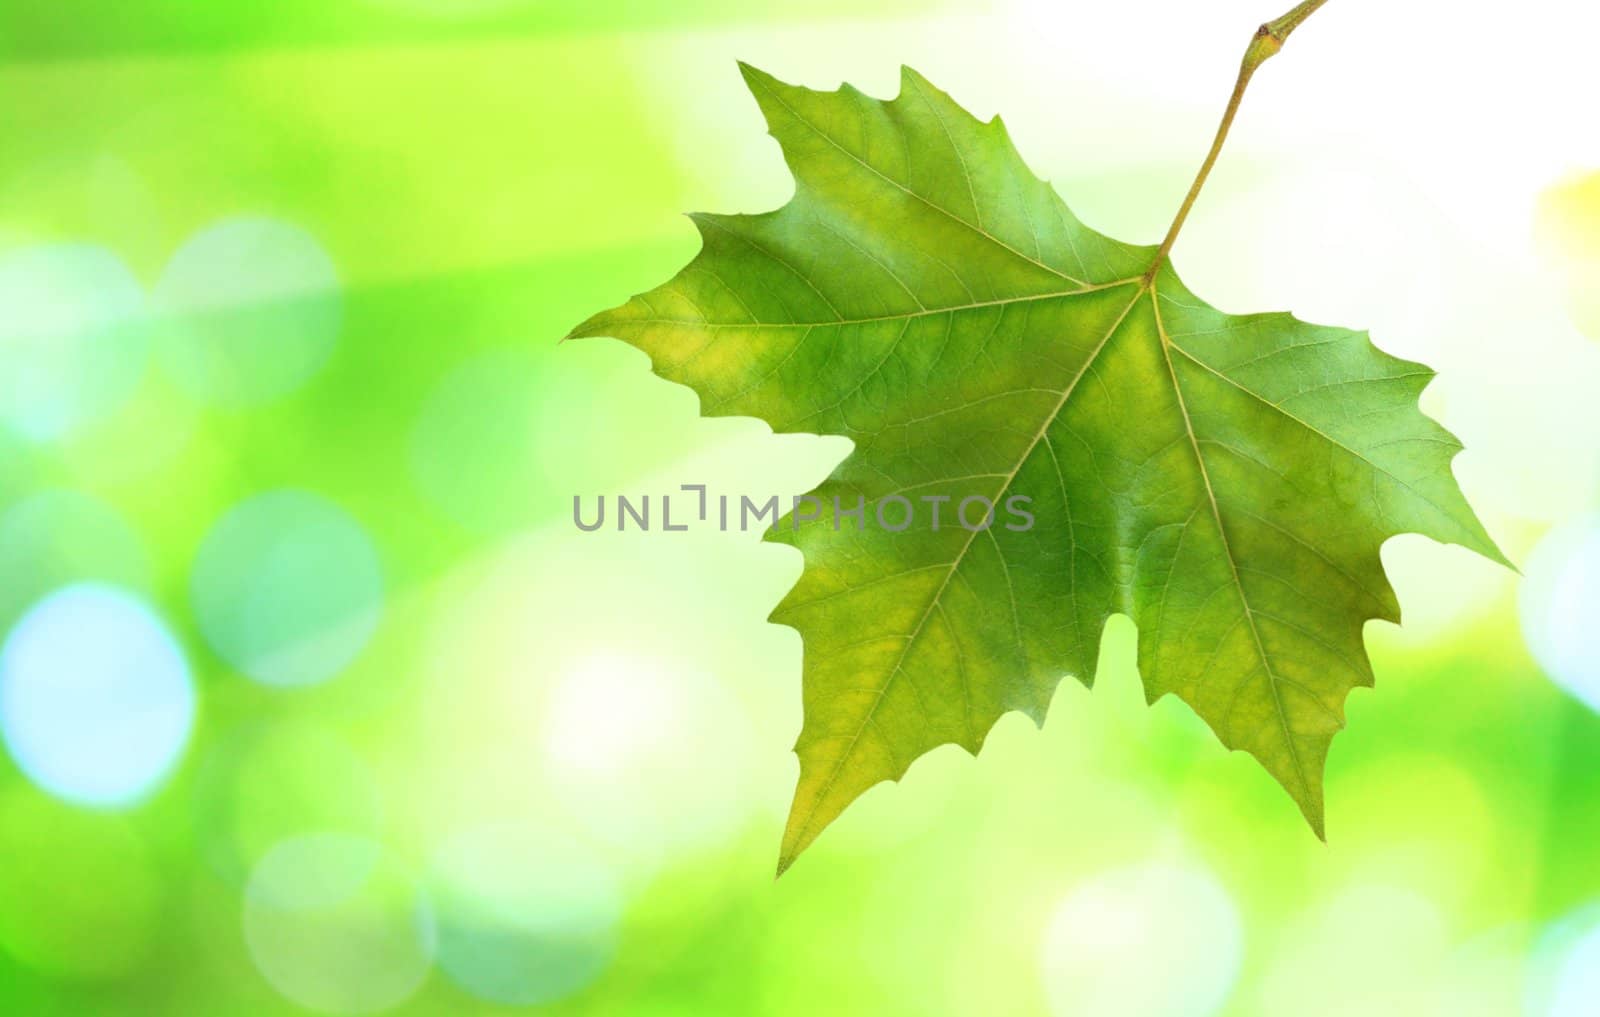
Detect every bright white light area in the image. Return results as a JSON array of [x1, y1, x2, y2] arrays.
[[541, 647, 756, 858], [0, 584, 194, 807], [544, 650, 682, 776], [1039, 861, 1242, 1017]]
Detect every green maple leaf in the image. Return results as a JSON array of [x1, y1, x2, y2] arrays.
[[568, 15, 1506, 875]]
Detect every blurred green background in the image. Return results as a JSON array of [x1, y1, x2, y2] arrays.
[[1, 1, 1598, 1014]]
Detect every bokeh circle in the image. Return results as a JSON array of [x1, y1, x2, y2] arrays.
[[243, 833, 435, 1014], [1519, 515, 1600, 713], [154, 218, 341, 406], [0, 584, 194, 807], [0, 244, 148, 441], [1039, 861, 1242, 1017], [191, 491, 383, 688], [426, 823, 623, 1006]]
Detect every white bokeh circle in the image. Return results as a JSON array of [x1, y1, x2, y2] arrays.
[[1039, 861, 1242, 1017], [0, 584, 194, 807]]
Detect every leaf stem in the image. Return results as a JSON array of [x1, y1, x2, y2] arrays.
[[1144, 0, 1332, 282]]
